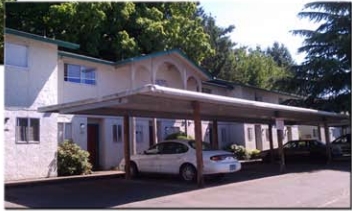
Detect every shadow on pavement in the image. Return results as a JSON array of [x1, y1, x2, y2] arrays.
[[5, 159, 350, 208]]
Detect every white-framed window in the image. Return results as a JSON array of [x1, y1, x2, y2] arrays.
[[5, 42, 28, 68], [16, 118, 40, 143], [64, 63, 96, 85], [247, 127, 254, 141], [58, 122, 72, 143], [112, 124, 122, 142]]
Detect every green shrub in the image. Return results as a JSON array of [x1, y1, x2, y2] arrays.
[[249, 149, 261, 159], [165, 132, 193, 140], [232, 144, 251, 160], [57, 139, 92, 176]]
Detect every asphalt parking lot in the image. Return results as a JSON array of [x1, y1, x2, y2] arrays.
[[5, 160, 351, 208]]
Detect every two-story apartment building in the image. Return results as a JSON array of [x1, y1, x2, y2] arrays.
[[4, 29, 342, 181]]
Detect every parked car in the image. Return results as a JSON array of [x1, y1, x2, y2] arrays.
[[119, 139, 241, 182], [331, 134, 351, 158], [259, 139, 328, 162]]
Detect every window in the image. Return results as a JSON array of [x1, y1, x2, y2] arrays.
[[247, 127, 253, 141], [160, 142, 189, 154], [5, 43, 28, 68], [202, 88, 212, 94], [58, 123, 72, 143], [312, 129, 318, 138], [254, 94, 263, 102], [155, 79, 168, 87], [16, 118, 40, 143], [221, 128, 227, 143], [136, 125, 143, 143], [64, 64, 96, 85], [265, 129, 270, 141], [112, 124, 122, 143]]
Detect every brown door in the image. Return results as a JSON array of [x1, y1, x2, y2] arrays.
[[87, 124, 99, 170]]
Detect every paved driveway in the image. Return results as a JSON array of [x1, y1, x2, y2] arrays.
[[5, 161, 350, 208]]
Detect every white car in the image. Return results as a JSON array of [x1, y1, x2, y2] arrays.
[[119, 139, 241, 182]]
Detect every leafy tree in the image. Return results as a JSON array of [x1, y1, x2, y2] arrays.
[[283, 1, 351, 113], [0, 0, 3, 64], [5, 2, 214, 63], [219, 46, 290, 90]]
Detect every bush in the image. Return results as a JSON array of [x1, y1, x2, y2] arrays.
[[231, 144, 251, 160], [249, 149, 261, 159], [165, 132, 193, 140], [222, 143, 251, 160], [57, 139, 92, 176]]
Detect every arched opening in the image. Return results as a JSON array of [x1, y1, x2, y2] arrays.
[[187, 76, 199, 92], [134, 65, 151, 88], [155, 62, 183, 89]]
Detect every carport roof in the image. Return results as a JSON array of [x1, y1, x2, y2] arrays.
[[38, 84, 350, 126]]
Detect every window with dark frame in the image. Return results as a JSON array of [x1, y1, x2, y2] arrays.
[[16, 118, 40, 143], [64, 63, 96, 85]]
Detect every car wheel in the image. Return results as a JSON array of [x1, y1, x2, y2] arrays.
[[180, 164, 197, 182], [128, 162, 139, 178]]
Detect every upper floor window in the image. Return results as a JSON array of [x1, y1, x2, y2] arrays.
[[64, 63, 96, 85], [5, 42, 28, 68], [254, 94, 263, 102]]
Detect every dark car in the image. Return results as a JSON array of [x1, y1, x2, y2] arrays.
[[331, 134, 351, 158], [260, 139, 328, 163]]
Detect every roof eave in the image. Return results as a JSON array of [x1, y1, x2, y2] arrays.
[[5, 28, 80, 50]]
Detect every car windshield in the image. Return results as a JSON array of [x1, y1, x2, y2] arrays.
[[188, 140, 213, 151]]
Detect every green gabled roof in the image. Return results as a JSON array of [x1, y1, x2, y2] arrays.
[[115, 48, 213, 79], [5, 28, 80, 50], [59, 51, 115, 66]]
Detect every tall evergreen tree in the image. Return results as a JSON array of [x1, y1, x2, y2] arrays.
[[284, 1, 351, 113]]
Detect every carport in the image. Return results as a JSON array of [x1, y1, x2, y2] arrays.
[[39, 84, 350, 187]]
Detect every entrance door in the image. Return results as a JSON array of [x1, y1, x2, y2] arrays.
[[87, 124, 99, 171], [255, 125, 263, 150]]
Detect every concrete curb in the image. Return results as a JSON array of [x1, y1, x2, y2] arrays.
[[5, 172, 125, 188]]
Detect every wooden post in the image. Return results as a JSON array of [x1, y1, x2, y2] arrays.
[[268, 124, 274, 163], [192, 101, 204, 188], [212, 120, 219, 149], [123, 115, 131, 179], [324, 122, 332, 164], [277, 129, 285, 172], [130, 117, 137, 155]]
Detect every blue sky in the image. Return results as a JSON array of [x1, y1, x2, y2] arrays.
[[199, 0, 321, 64]]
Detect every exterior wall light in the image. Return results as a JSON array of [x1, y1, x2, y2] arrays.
[[80, 123, 85, 134]]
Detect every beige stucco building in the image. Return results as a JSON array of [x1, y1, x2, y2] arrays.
[[4, 29, 344, 181]]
